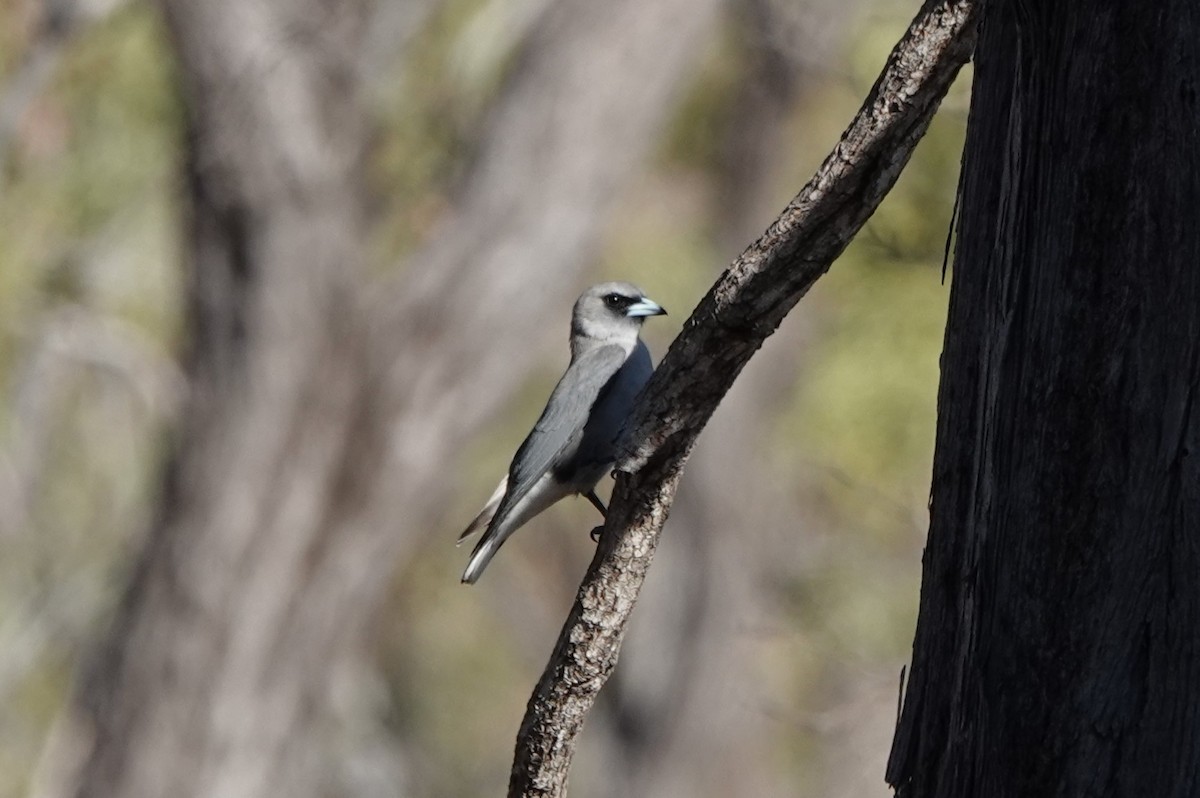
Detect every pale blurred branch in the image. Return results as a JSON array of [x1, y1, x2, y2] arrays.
[[0, 573, 103, 706], [508, 1, 982, 794], [0, 304, 181, 792], [0, 305, 182, 539]]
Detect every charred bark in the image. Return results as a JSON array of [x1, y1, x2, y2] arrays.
[[888, 2, 1200, 796]]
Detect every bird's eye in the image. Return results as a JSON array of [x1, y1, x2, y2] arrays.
[[604, 293, 625, 308]]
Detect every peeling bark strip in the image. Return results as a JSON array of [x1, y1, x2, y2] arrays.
[[507, 1, 982, 795]]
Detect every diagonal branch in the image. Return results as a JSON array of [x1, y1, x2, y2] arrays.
[[508, 0, 983, 795]]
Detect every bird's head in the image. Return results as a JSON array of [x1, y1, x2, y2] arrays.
[[571, 282, 667, 353]]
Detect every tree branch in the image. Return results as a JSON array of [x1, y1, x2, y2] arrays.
[[507, 0, 982, 795]]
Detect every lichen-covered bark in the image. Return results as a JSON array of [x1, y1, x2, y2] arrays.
[[887, 2, 1200, 797], [508, 2, 982, 795]]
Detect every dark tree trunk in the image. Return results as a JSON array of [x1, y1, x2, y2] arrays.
[[888, 2, 1200, 797]]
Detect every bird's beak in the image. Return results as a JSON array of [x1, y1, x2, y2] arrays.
[[625, 297, 667, 318]]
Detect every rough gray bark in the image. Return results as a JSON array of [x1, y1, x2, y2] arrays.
[[507, 1, 982, 795], [46, 0, 722, 796], [887, 2, 1200, 796]]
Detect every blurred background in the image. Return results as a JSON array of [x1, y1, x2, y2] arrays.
[[0, 0, 967, 795]]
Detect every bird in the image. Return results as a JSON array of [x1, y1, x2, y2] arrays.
[[457, 282, 667, 584]]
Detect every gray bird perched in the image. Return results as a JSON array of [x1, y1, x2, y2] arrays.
[[458, 282, 667, 584]]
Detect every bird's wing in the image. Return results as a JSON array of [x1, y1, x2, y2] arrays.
[[495, 344, 628, 523], [461, 345, 627, 584]]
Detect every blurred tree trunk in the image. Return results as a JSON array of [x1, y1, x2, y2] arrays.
[[74, 1, 376, 795], [35, 0, 720, 796], [888, 2, 1200, 797]]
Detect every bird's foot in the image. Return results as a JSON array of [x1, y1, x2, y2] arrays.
[[590, 525, 604, 542], [585, 490, 608, 518]]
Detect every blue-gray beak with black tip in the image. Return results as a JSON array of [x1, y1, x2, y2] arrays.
[[625, 297, 667, 318]]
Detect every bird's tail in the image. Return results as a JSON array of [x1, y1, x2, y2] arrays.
[[461, 532, 504, 584], [457, 476, 507, 545], [459, 472, 561, 583]]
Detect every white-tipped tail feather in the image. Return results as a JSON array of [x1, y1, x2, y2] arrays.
[[460, 472, 567, 584], [461, 536, 503, 584]]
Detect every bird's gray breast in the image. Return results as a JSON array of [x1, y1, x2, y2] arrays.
[[552, 340, 653, 488]]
